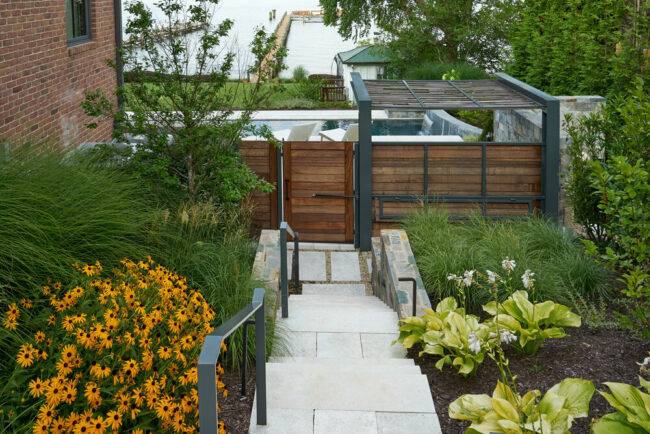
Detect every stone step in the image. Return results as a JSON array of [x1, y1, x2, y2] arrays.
[[279, 310, 398, 333], [260, 365, 435, 413], [302, 283, 367, 297], [266, 362, 422, 376], [289, 294, 388, 306], [269, 356, 414, 366], [285, 300, 390, 314]]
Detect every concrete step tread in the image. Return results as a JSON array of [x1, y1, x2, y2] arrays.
[[266, 361, 421, 376], [262, 369, 435, 413], [269, 356, 414, 366]]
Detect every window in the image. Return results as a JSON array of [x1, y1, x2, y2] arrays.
[[66, 0, 90, 44]]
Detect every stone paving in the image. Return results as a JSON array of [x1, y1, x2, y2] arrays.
[[249, 244, 441, 434]]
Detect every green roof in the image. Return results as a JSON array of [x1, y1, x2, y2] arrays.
[[336, 45, 390, 65]]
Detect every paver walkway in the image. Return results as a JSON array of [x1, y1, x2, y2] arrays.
[[249, 243, 441, 434]]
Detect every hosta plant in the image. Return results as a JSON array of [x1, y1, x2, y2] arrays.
[[592, 377, 650, 433], [3, 258, 226, 434], [483, 290, 582, 355], [397, 297, 492, 376], [449, 378, 595, 433]]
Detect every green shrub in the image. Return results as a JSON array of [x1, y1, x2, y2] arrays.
[[403, 61, 488, 81], [404, 209, 607, 313], [291, 65, 309, 82], [509, 0, 649, 97]]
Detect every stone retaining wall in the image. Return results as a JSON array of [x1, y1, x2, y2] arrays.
[[371, 229, 431, 319], [252, 230, 281, 310]]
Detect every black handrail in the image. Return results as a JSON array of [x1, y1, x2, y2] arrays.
[[280, 221, 299, 318], [198, 287, 266, 433]]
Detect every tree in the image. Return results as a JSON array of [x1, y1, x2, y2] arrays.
[[83, 0, 285, 206], [320, 0, 518, 72]]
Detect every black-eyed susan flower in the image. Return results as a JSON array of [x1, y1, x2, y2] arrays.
[[29, 378, 46, 398], [16, 343, 37, 368]]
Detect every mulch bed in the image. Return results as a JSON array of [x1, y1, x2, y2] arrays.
[[219, 370, 256, 434], [412, 327, 650, 434]]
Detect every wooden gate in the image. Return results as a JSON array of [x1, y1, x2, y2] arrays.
[[282, 141, 354, 243]]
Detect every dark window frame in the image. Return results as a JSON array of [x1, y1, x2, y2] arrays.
[[66, 0, 91, 46]]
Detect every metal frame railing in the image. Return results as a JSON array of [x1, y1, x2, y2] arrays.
[[198, 288, 267, 434], [398, 277, 419, 317], [279, 221, 299, 318]]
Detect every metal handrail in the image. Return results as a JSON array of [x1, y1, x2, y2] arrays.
[[279, 221, 299, 318], [198, 287, 267, 434], [398, 277, 418, 317]]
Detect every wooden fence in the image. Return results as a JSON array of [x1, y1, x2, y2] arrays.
[[240, 140, 544, 241]]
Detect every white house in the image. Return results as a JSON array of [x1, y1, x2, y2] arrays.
[[335, 45, 390, 101]]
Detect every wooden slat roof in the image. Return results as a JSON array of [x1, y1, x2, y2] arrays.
[[363, 79, 543, 110]]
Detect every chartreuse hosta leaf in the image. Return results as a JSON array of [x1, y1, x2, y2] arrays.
[[483, 290, 581, 355], [395, 297, 488, 376], [449, 378, 595, 434], [592, 377, 650, 433]]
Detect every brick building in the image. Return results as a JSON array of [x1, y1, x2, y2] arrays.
[[0, 0, 121, 147]]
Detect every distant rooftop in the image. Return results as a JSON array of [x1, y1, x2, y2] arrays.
[[336, 45, 390, 65]]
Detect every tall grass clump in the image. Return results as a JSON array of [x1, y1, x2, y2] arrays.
[[404, 209, 608, 313], [0, 148, 152, 299]]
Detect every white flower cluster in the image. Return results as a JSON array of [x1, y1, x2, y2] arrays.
[[486, 270, 499, 284], [447, 270, 476, 287], [521, 269, 535, 290], [468, 332, 481, 354], [501, 258, 516, 273]]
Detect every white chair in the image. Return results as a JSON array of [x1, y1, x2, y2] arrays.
[[286, 122, 319, 141], [319, 123, 358, 141]]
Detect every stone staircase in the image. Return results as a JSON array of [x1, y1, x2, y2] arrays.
[[249, 247, 441, 434]]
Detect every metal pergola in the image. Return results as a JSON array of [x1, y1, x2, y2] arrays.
[[351, 72, 561, 251]]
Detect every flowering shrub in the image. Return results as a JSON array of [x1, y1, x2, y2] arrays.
[[449, 378, 595, 433], [396, 258, 582, 376], [4, 258, 226, 433]]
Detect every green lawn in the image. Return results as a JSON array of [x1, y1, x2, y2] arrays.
[[124, 80, 350, 110]]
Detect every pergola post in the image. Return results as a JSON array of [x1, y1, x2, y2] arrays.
[[351, 72, 373, 251], [496, 73, 561, 221]]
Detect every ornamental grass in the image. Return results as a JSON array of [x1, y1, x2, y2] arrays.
[[3, 258, 227, 433]]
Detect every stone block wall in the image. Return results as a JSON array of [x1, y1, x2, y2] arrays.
[[371, 229, 432, 319], [252, 230, 281, 313], [0, 0, 118, 147], [494, 96, 605, 226]]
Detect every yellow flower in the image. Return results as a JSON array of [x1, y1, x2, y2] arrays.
[[6, 303, 19, 320], [50, 417, 66, 434], [20, 298, 33, 309], [89, 416, 106, 433], [32, 419, 50, 434], [122, 359, 139, 378], [3, 316, 17, 330], [105, 410, 122, 431], [37, 404, 56, 423], [84, 382, 101, 407], [155, 396, 175, 421], [29, 378, 46, 397], [61, 345, 78, 361], [56, 359, 73, 377], [34, 331, 46, 343], [89, 362, 111, 380], [17, 344, 37, 368], [53, 282, 62, 290], [47, 315, 56, 326], [157, 346, 172, 360]]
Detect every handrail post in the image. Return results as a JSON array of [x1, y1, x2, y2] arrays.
[[198, 335, 221, 434], [280, 225, 289, 318], [291, 232, 299, 288], [255, 293, 267, 425]]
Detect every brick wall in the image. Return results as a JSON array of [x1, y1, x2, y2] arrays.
[[0, 0, 117, 147]]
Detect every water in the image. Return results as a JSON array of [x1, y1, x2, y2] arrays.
[[132, 0, 356, 78], [249, 119, 426, 136]]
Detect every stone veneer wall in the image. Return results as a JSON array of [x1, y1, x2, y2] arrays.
[[371, 229, 432, 319], [493, 96, 605, 227], [252, 230, 281, 312]]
